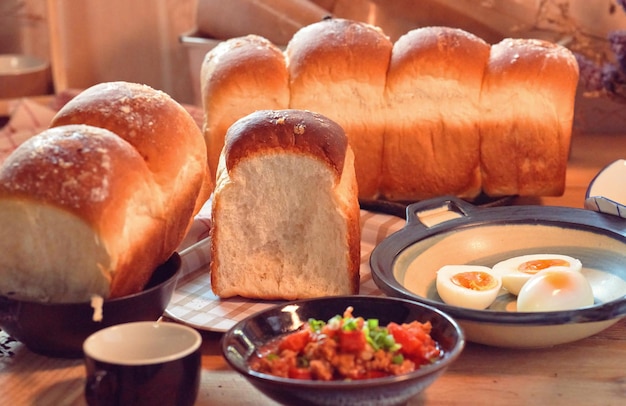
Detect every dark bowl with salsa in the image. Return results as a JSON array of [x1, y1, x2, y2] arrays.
[[221, 295, 464, 406]]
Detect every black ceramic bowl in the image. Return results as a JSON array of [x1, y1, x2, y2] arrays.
[[370, 197, 626, 348], [0, 253, 181, 358], [221, 295, 464, 406]]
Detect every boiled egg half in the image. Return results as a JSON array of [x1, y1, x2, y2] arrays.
[[517, 268, 594, 312], [492, 254, 582, 296], [436, 265, 502, 310]]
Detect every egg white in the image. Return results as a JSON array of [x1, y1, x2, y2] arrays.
[[436, 265, 502, 310], [516, 268, 594, 312], [492, 254, 582, 296]]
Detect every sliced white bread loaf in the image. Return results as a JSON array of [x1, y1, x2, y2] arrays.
[[210, 109, 360, 299]]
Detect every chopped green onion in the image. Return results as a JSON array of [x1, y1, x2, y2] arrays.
[[343, 317, 358, 331], [383, 334, 396, 348], [392, 354, 404, 365], [308, 318, 325, 332], [367, 319, 379, 330], [362, 320, 403, 353], [328, 315, 342, 330]]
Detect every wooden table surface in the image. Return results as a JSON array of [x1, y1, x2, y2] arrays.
[[1, 130, 626, 406]]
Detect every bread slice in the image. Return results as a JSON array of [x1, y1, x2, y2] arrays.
[[479, 38, 579, 196], [382, 26, 490, 201], [286, 18, 392, 199], [210, 109, 360, 300]]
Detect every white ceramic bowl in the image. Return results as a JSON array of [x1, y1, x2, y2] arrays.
[[370, 197, 626, 349], [585, 159, 626, 218], [0, 54, 51, 98]]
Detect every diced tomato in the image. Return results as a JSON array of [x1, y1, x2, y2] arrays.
[[338, 329, 367, 353], [388, 321, 439, 363], [278, 329, 311, 352], [321, 325, 339, 340], [251, 309, 442, 381], [288, 366, 312, 380]]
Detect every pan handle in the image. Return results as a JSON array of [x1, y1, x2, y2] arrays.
[[405, 196, 477, 229]]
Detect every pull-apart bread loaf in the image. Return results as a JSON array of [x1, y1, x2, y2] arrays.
[[201, 18, 579, 201], [0, 82, 209, 303], [201, 35, 289, 180], [210, 109, 360, 300]]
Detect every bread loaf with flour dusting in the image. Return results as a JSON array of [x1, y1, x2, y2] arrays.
[[0, 82, 209, 303]]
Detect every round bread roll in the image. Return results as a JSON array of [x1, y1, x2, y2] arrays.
[[0, 125, 164, 302], [286, 18, 393, 199], [211, 109, 360, 300], [201, 35, 289, 179], [480, 38, 579, 196], [50, 81, 210, 244], [382, 26, 490, 201]]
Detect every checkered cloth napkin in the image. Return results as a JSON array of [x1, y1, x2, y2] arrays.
[[0, 98, 58, 165], [167, 209, 406, 332]]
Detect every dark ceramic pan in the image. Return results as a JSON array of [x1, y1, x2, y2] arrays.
[[0, 253, 181, 358], [370, 196, 626, 348]]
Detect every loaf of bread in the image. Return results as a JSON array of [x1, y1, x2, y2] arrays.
[[201, 35, 289, 179], [201, 19, 579, 201], [0, 125, 161, 302], [382, 26, 489, 201], [480, 38, 579, 196], [286, 18, 392, 199], [0, 82, 209, 303], [210, 109, 360, 300], [50, 82, 211, 240]]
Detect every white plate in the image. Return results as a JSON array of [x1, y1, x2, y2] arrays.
[[165, 210, 404, 332]]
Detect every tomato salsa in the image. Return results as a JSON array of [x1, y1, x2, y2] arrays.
[[250, 307, 442, 381]]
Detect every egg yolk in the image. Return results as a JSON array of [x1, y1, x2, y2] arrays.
[[541, 271, 572, 290], [451, 272, 498, 291], [517, 259, 570, 273]]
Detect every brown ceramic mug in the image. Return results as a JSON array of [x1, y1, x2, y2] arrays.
[[83, 321, 202, 406]]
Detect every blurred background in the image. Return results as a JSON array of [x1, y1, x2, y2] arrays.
[[1, 0, 625, 132]]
